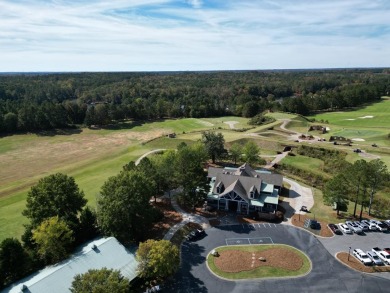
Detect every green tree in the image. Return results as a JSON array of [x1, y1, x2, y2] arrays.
[[345, 160, 368, 217], [0, 238, 31, 288], [2, 112, 18, 132], [136, 240, 180, 279], [229, 143, 242, 165], [201, 131, 227, 163], [366, 159, 388, 216], [243, 140, 260, 165], [32, 216, 74, 264], [323, 174, 349, 216], [70, 268, 130, 293], [23, 173, 87, 228], [97, 170, 155, 243], [77, 206, 99, 243], [175, 143, 209, 210]]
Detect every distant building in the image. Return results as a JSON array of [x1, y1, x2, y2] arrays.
[[3, 237, 138, 293], [207, 163, 283, 214]]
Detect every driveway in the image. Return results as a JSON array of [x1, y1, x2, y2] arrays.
[[164, 224, 390, 293]]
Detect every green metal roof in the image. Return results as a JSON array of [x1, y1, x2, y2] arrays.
[[260, 182, 274, 193], [250, 200, 264, 207]]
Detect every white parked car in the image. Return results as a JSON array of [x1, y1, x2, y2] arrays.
[[338, 223, 352, 234], [377, 251, 390, 265], [375, 222, 388, 232], [353, 249, 373, 266]]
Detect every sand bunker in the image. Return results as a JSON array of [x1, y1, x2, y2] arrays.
[[358, 115, 374, 119], [345, 119, 356, 121], [224, 121, 239, 129], [352, 138, 365, 141]]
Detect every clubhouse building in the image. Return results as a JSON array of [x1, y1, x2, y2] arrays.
[[207, 163, 283, 214]]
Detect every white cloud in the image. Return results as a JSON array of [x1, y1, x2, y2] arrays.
[[0, 0, 388, 71], [186, 0, 202, 9]]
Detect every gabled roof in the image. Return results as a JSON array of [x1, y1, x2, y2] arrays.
[[208, 163, 283, 188], [4, 237, 138, 293]]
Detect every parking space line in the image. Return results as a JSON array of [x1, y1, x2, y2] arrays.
[[263, 224, 267, 228]]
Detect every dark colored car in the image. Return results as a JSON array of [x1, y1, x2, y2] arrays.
[[384, 248, 390, 254], [186, 228, 206, 241], [328, 223, 342, 235], [310, 220, 321, 230]]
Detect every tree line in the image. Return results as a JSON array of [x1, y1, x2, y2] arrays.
[[1, 69, 389, 134]]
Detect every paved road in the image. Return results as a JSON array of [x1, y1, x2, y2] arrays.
[[165, 224, 390, 293]]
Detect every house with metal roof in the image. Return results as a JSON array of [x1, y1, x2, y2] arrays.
[[207, 163, 283, 214], [3, 237, 138, 293]]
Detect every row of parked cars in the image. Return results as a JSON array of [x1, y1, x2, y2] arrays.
[[353, 247, 390, 266], [328, 219, 390, 235]]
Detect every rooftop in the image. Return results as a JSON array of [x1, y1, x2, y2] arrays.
[[3, 237, 138, 293]]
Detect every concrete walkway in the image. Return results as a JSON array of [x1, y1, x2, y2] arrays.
[[264, 151, 289, 169], [163, 193, 210, 241], [135, 149, 166, 165], [280, 177, 314, 224]]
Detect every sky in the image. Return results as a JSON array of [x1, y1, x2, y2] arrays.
[[0, 0, 389, 71]]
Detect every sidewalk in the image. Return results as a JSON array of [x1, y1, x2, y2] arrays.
[[163, 195, 210, 241]]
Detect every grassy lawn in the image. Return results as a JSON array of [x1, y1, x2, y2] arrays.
[[265, 112, 298, 120], [207, 244, 311, 279], [280, 155, 330, 178]]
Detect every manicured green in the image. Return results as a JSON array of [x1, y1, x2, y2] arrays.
[[307, 98, 390, 128], [207, 244, 311, 280]]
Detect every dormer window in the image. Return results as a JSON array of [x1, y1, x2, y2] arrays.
[[249, 185, 256, 199], [216, 182, 224, 194]]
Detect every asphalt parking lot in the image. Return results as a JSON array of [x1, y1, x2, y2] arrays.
[[320, 229, 390, 255], [164, 224, 390, 293]]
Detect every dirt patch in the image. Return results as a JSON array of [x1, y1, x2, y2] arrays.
[[291, 214, 333, 237], [337, 252, 390, 273], [359, 152, 380, 159], [214, 248, 303, 273]]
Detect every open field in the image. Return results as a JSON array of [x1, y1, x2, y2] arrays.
[[2, 100, 390, 242], [0, 117, 250, 241]]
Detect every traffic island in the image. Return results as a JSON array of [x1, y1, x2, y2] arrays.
[[207, 244, 311, 280], [336, 252, 390, 273]]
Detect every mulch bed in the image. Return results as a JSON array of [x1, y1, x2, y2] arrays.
[[291, 214, 333, 237], [337, 252, 390, 273], [214, 248, 303, 272], [146, 198, 183, 240]]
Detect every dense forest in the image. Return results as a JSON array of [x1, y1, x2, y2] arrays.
[[0, 69, 389, 134]]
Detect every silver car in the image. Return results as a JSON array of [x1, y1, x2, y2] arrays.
[[366, 251, 384, 266]]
